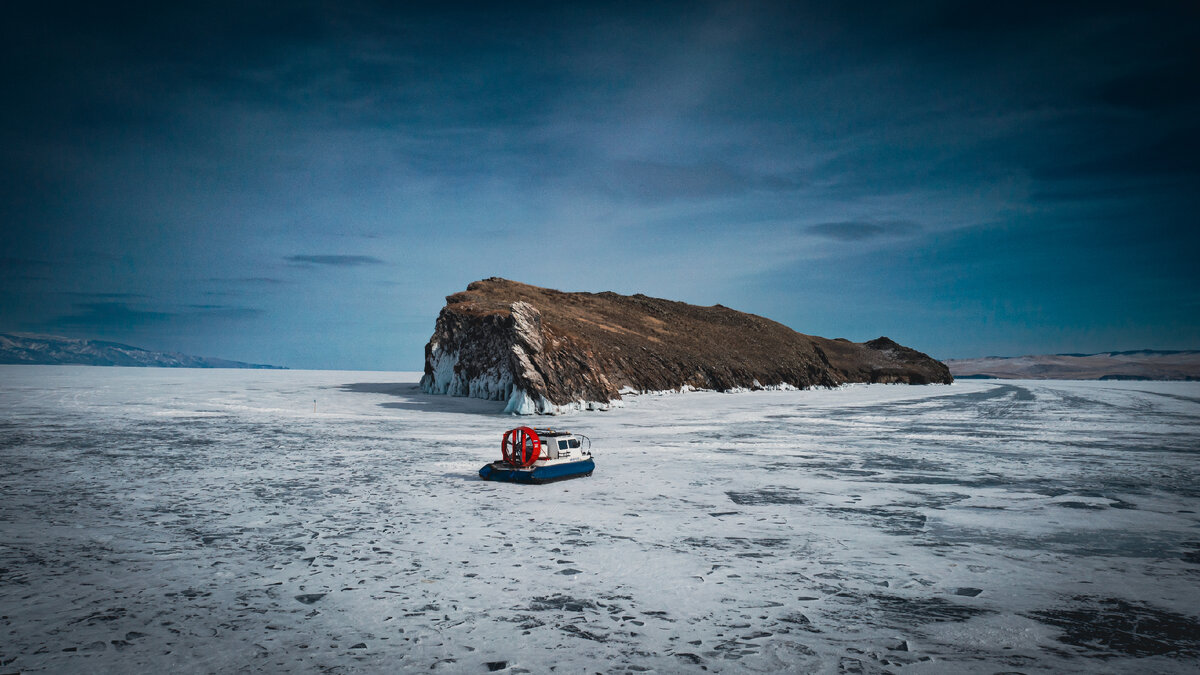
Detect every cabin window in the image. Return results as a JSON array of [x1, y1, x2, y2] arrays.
[[558, 440, 569, 451], [568, 438, 581, 448]]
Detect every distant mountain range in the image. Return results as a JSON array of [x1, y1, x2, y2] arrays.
[[944, 350, 1200, 381], [0, 333, 284, 369]]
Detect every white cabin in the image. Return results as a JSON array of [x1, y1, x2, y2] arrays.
[[531, 428, 590, 463]]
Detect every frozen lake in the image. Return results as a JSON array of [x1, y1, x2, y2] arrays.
[[2, 366, 1198, 673]]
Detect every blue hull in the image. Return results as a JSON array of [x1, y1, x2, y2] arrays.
[[479, 459, 595, 484]]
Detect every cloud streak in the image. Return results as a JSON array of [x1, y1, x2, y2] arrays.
[[285, 255, 385, 267], [52, 302, 174, 329], [61, 292, 149, 300], [207, 277, 290, 285], [47, 301, 264, 333], [805, 220, 922, 241]]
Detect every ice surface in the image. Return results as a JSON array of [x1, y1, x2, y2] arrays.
[[2, 366, 1199, 673]]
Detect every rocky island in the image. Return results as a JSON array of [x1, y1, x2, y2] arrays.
[[420, 278, 952, 414]]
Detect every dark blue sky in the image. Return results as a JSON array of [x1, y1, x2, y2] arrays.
[[2, 1, 1197, 369]]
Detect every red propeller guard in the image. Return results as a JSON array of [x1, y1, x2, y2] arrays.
[[501, 426, 541, 468]]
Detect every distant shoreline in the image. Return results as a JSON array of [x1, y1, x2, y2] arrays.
[[945, 350, 1200, 381], [0, 333, 284, 370]]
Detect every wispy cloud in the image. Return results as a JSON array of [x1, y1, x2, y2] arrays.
[[61, 291, 149, 300], [47, 301, 263, 332], [805, 220, 921, 241], [285, 255, 385, 267], [0, 257, 50, 267], [598, 160, 803, 203], [52, 302, 174, 329], [0, 257, 52, 280], [188, 305, 264, 319], [206, 277, 290, 285]]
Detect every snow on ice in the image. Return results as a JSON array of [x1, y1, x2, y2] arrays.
[[1, 366, 1199, 673]]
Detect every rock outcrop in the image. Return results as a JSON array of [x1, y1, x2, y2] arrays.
[[420, 278, 952, 413]]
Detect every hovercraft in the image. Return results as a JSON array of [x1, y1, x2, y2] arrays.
[[479, 426, 594, 484]]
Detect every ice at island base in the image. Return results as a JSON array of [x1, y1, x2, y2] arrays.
[[503, 387, 622, 415]]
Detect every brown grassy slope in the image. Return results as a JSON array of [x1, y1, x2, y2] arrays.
[[430, 278, 951, 405]]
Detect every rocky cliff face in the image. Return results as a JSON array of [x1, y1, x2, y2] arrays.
[[420, 278, 952, 414]]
